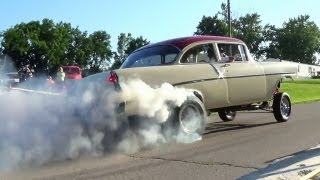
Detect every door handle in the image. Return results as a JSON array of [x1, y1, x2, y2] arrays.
[[222, 63, 231, 67]]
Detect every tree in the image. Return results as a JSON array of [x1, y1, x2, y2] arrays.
[[65, 28, 91, 68], [261, 24, 281, 58], [125, 36, 149, 55], [1, 19, 73, 74], [278, 15, 320, 64], [112, 33, 132, 69], [233, 13, 263, 56], [0, 19, 113, 75], [86, 31, 112, 74], [194, 15, 228, 36], [262, 15, 320, 64], [110, 33, 149, 70]]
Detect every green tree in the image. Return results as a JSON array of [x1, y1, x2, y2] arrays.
[[112, 33, 133, 70], [65, 28, 91, 68], [86, 31, 112, 74], [278, 15, 320, 64], [1, 19, 73, 74], [261, 24, 281, 58], [0, 19, 113, 75], [233, 13, 263, 56], [262, 15, 320, 64], [194, 15, 228, 36], [125, 36, 149, 55]]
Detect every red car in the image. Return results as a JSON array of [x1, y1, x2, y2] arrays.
[[62, 66, 82, 79]]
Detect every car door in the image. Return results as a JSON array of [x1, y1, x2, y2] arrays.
[[178, 42, 230, 109], [217, 43, 266, 105]]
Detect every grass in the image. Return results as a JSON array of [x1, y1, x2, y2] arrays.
[[281, 79, 320, 104]]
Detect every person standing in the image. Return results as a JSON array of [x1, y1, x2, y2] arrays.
[[56, 67, 65, 91]]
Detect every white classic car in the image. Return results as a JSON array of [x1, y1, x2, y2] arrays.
[[79, 36, 297, 136]]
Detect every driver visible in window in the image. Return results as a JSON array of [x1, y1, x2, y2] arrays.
[[207, 44, 216, 62], [219, 47, 234, 63]]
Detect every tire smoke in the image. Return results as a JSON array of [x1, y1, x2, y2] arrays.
[[0, 78, 203, 171]]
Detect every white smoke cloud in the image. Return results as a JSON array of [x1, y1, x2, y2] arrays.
[[118, 79, 193, 123], [0, 77, 203, 171]]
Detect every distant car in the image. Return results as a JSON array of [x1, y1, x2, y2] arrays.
[[80, 36, 297, 136], [1, 72, 20, 87], [62, 66, 82, 79]]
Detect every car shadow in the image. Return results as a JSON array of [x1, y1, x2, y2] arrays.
[[203, 121, 278, 135]]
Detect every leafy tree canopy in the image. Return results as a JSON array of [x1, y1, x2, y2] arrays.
[[263, 15, 320, 64], [279, 15, 320, 64], [0, 18, 112, 75]]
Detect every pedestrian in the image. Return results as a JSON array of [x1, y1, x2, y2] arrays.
[[56, 67, 65, 91], [47, 76, 55, 91]]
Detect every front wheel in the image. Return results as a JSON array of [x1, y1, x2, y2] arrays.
[[218, 110, 237, 122], [273, 92, 291, 122]]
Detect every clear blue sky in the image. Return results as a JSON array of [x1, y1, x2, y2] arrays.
[[1, 0, 320, 49]]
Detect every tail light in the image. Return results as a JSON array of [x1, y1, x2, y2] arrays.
[[108, 71, 118, 84], [107, 71, 121, 91]]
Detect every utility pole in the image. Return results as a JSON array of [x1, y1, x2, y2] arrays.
[[227, 0, 231, 37]]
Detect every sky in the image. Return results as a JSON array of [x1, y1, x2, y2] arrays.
[[1, 0, 320, 49]]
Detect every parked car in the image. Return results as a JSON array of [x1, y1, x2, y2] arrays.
[[80, 36, 297, 136], [62, 66, 82, 79], [0, 72, 20, 88]]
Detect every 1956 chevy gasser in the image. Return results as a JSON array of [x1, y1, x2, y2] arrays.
[[83, 36, 297, 136]]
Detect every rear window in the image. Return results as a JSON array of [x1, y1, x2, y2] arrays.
[[121, 45, 180, 68], [63, 67, 80, 74]]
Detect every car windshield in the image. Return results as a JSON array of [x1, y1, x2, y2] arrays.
[[121, 45, 180, 68]]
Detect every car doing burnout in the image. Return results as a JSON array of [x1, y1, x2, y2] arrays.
[[83, 36, 297, 136]]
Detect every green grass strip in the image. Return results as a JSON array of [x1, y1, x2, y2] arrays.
[[281, 79, 320, 104]]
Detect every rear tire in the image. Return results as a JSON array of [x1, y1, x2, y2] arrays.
[[165, 96, 206, 136], [218, 110, 237, 122], [273, 92, 291, 122]]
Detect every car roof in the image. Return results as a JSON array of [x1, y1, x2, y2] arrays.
[[137, 36, 244, 51], [62, 65, 81, 69]]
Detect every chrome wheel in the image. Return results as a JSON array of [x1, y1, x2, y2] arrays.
[[179, 103, 202, 134], [280, 96, 291, 118], [273, 92, 291, 122], [218, 110, 236, 122]]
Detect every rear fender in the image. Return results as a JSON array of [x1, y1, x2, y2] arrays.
[[186, 89, 204, 103]]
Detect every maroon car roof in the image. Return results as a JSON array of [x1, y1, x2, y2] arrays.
[[139, 36, 244, 51]]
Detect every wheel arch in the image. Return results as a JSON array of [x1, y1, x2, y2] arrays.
[[272, 79, 281, 94], [192, 90, 204, 102]]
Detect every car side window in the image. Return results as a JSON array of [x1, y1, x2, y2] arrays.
[[165, 54, 177, 64], [237, 45, 248, 61], [217, 43, 248, 62], [180, 43, 216, 64]]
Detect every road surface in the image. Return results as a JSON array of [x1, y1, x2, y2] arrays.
[[2, 102, 320, 180]]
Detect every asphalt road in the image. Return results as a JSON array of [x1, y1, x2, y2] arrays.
[[2, 102, 320, 180]]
